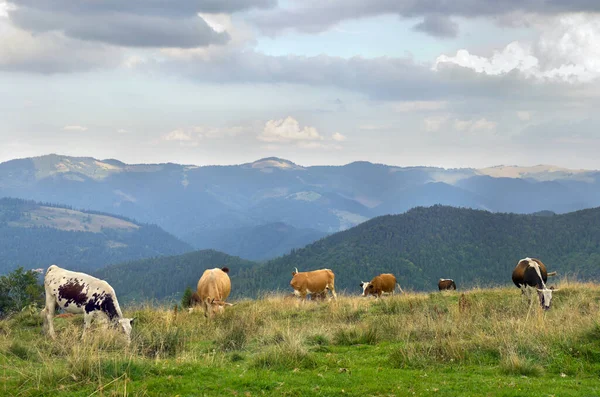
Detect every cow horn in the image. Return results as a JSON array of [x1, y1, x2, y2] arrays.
[[295, 267, 298, 274], [547, 271, 557, 277]]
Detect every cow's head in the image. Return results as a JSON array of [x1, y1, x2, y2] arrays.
[[117, 317, 135, 342], [207, 299, 233, 316], [360, 282, 371, 296], [536, 288, 555, 310]]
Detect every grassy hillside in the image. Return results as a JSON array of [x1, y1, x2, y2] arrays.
[[0, 198, 192, 274], [2, 282, 600, 396]]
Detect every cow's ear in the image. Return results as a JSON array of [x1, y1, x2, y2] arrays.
[[130, 317, 136, 325], [359, 282, 364, 287]]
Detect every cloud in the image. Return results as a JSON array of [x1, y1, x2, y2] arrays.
[[0, 21, 121, 73], [332, 132, 347, 142], [8, 5, 229, 48], [163, 129, 195, 141], [259, 117, 323, 143], [412, 15, 458, 38], [435, 14, 600, 83], [250, 1, 600, 36], [63, 125, 88, 132], [517, 111, 531, 121], [453, 118, 497, 134]]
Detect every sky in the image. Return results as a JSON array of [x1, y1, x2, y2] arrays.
[[1, 1, 600, 169]]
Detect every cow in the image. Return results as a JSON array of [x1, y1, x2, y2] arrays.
[[438, 279, 457, 291], [41, 265, 134, 342], [197, 267, 233, 317], [290, 268, 337, 301], [512, 257, 558, 310], [360, 274, 402, 297]]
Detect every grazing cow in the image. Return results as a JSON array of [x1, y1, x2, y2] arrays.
[[197, 267, 232, 317], [290, 268, 337, 300], [512, 257, 558, 310], [360, 274, 402, 297], [438, 279, 457, 291], [41, 265, 134, 342]]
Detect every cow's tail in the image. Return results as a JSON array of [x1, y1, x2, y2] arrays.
[[547, 271, 557, 277]]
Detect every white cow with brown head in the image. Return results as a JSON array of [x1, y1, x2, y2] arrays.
[[196, 267, 233, 317]]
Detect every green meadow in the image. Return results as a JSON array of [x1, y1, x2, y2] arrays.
[[2, 280, 600, 396]]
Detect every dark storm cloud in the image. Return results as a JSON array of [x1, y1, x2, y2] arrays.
[[412, 15, 459, 38], [251, 0, 600, 36], [6, 0, 277, 48]]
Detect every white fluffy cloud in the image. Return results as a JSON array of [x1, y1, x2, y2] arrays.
[[332, 132, 347, 142], [435, 14, 600, 83], [259, 117, 323, 143]]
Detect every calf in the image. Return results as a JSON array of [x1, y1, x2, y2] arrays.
[[290, 268, 337, 300], [360, 274, 402, 297], [512, 257, 558, 310], [438, 279, 457, 291], [42, 265, 134, 342]]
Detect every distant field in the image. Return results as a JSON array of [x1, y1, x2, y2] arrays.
[[11, 206, 139, 233], [2, 281, 600, 396]]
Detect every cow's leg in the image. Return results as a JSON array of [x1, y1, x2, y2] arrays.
[[82, 311, 93, 339], [42, 294, 57, 339], [329, 285, 337, 300]]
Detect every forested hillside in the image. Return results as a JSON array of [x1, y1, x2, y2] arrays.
[[0, 198, 192, 274], [96, 206, 600, 301], [94, 250, 256, 303], [183, 222, 328, 261]]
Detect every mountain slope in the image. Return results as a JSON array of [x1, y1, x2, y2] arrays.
[[2, 154, 600, 262], [0, 198, 192, 274], [183, 222, 328, 261], [245, 205, 600, 294], [94, 206, 600, 301]]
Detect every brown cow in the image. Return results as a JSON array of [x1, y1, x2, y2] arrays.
[[512, 257, 558, 310], [290, 268, 337, 300], [438, 279, 457, 291], [360, 274, 402, 297], [196, 267, 233, 317]]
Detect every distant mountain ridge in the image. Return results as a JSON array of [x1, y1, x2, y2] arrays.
[[1, 154, 599, 261], [0, 198, 192, 274]]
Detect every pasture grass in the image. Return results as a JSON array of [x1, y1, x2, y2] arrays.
[[2, 281, 600, 396]]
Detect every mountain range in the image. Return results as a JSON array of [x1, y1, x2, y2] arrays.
[[1, 154, 599, 261]]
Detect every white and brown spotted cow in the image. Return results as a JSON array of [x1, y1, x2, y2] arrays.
[[197, 267, 233, 317], [290, 268, 337, 301], [41, 265, 134, 342]]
